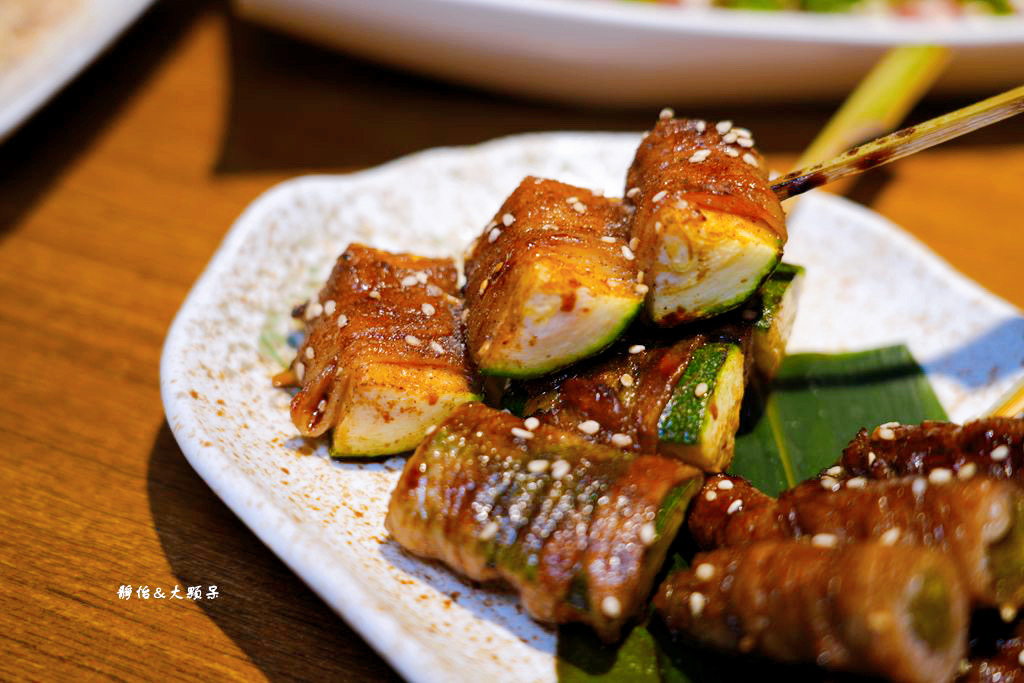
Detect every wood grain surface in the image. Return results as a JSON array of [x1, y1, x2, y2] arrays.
[[1, 1, 1022, 680]]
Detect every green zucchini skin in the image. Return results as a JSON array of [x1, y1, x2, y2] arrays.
[[385, 403, 703, 642]]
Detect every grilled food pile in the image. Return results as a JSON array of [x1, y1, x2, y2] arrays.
[[275, 114, 1024, 682]]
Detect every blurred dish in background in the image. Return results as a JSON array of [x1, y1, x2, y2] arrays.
[[0, 0, 154, 142], [233, 0, 1024, 106]]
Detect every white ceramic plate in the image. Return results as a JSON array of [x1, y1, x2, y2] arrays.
[[0, 0, 154, 142], [232, 0, 1024, 105], [161, 132, 1024, 682]]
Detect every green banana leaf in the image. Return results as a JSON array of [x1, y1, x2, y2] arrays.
[[557, 344, 948, 682]]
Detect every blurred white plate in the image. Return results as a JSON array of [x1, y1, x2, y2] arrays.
[[233, 0, 1024, 105], [0, 0, 154, 142], [161, 132, 1024, 682]]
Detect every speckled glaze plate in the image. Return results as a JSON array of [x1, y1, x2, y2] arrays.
[[160, 132, 1024, 683]]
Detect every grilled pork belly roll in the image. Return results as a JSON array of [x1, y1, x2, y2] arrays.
[[385, 402, 702, 642], [655, 541, 968, 683], [624, 116, 786, 326], [688, 473, 1024, 609], [504, 333, 746, 472], [463, 177, 643, 379], [274, 244, 479, 457], [840, 418, 1024, 484]]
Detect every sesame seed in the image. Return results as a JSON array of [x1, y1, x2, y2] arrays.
[[992, 444, 1010, 461], [634, 284, 649, 295], [502, 213, 515, 226], [722, 132, 738, 144], [336, 313, 348, 328], [551, 459, 570, 479], [877, 427, 896, 441], [727, 499, 743, 515], [693, 382, 709, 398], [846, 477, 867, 489], [479, 340, 491, 355], [636, 270, 645, 283], [417, 303, 435, 318], [1018, 649, 1024, 667], [527, 458, 548, 473], [659, 107, 674, 120], [304, 346, 315, 360], [867, 451, 876, 465], [429, 341, 444, 354], [733, 127, 752, 138], [518, 417, 538, 431], [572, 201, 587, 214], [425, 424, 437, 435], [912, 478, 927, 497], [879, 421, 901, 429], [621, 245, 635, 261], [716, 120, 733, 134], [611, 433, 632, 448], [578, 420, 600, 435], [323, 300, 337, 315], [294, 362, 305, 381], [717, 479, 734, 490], [600, 236, 617, 244], [566, 196, 579, 204], [652, 190, 668, 203], [811, 533, 838, 548], [629, 345, 646, 354], [306, 301, 323, 320], [369, 290, 381, 300], [742, 153, 759, 167], [695, 563, 715, 581], [928, 468, 953, 484], [1001, 605, 1018, 623], [695, 120, 707, 133], [601, 596, 622, 619], [479, 521, 498, 541], [405, 335, 422, 347], [478, 279, 489, 295], [689, 592, 706, 617], [626, 187, 640, 199], [879, 527, 901, 546], [705, 490, 717, 501], [820, 476, 840, 492], [511, 427, 535, 441], [723, 147, 739, 158], [401, 274, 418, 287], [629, 237, 640, 251], [689, 150, 711, 163], [768, 170, 781, 180], [488, 227, 501, 243], [426, 284, 443, 297], [826, 465, 843, 476], [654, 221, 662, 234], [958, 462, 978, 479], [317, 399, 327, 412], [461, 309, 470, 322], [737, 138, 754, 148], [639, 522, 657, 546]]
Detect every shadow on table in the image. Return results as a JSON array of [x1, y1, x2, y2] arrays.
[[147, 421, 402, 682], [0, 0, 212, 239]]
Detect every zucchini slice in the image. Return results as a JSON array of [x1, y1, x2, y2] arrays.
[[747, 262, 804, 380], [506, 335, 747, 472], [278, 245, 480, 457], [656, 342, 746, 471], [464, 177, 643, 379], [625, 117, 787, 326]]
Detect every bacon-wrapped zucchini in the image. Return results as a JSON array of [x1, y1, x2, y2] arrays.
[[655, 541, 968, 683], [689, 473, 1024, 609], [506, 334, 746, 472], [463, 177, 643, 378], [385, 402, 702, 642], [273, 245, 479, 457], [840, 417, 1024, 484], [624, 117, 787, 326]]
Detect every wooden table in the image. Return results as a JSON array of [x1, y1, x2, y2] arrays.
[[2, 1, 1022, 679]]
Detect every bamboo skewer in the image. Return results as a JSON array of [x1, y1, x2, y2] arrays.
[[772, 83, 1024, 201]]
